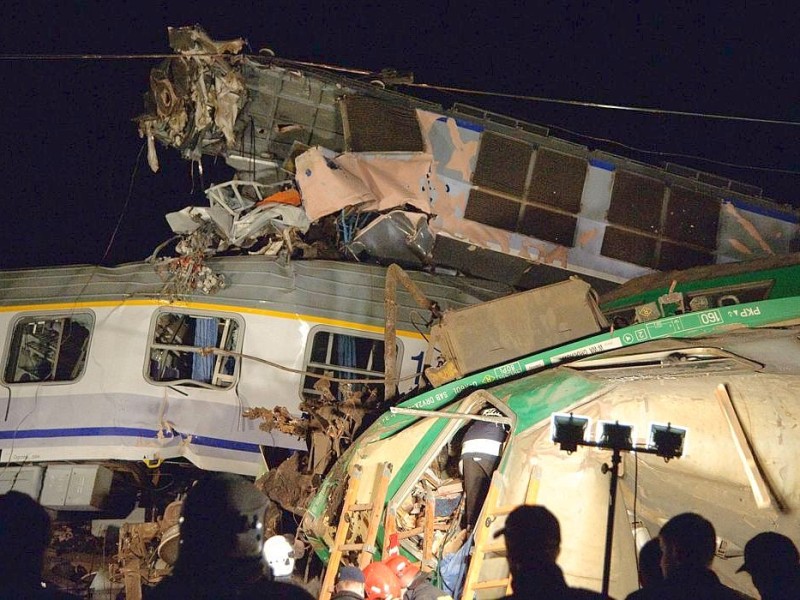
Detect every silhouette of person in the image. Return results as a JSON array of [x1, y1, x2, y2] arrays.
[[0, 491, 80, 599], [332, 565, 366, 599], [494, 504, 604, 599], [143, 472, 313, 600], [631, 512, 742, 599], [736, 532, 800, 600], [625, 538, 663, 599]]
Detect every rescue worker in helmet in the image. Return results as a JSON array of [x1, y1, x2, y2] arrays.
[[264, 534, 297, 581], [363, 561, 402, 600], [384, 555, 453, 600], [460, 406, 508, 530], [144, 472, 313, 600]]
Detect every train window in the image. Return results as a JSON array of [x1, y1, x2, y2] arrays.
[[301, 327, 402, 403], [3, 313, 93, 384], [147, 311, 242, 389]]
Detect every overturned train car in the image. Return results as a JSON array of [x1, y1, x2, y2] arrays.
[[302, 253, 800, 600]]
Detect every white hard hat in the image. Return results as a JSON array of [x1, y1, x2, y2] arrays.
[[263, 534, 295, 578]]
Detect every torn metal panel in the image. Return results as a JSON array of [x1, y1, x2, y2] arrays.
[[347, 211, 434, 265], [335, 152, 433, 214], [295, 147, 377, 221], [214, 71, 246, 146], [167, 25, 246, 55], [205, 180, 310, 245], [211, 201, 310, 247], [165, 206, 212, 235], [137, 27, 800, 289]]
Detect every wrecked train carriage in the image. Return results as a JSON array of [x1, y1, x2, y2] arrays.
[[0, 257, 511, 485], [303, 253, 800, 600], [139, 26, 799, 295]]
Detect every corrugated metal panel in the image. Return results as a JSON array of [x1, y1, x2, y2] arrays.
[[518, 206, 577, 246], [527, 148, 587, 213], [472, 131, 532, 197], [664, 187, 720, 250], [340, 96, 424, 152], [607, 171, 665, 234], [464, 189, 520, 230], [601, 227, 658, 268], [0, 259, 512, 333], [657, 242, 714, 270]]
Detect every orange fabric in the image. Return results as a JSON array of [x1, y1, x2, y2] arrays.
[[257, 188, 301, 207]]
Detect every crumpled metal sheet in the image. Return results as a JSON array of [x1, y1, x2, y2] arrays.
[[138, 26, 247, 169], [165, 206, 212, 234], [295, 147, 376, 221], [214, 71, 245, 146], [167, 25, 246, 56], [335, 152, 433, 214], [166, 180, 310, 249], [347, 210, 434, 265]]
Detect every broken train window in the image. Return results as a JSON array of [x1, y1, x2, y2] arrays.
[[3, 313, 93, 384], [301, 326, 402, 404], [147, 310, 242, 389]]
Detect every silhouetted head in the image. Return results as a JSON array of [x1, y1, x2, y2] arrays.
[[495, 505, 561, 571], [0, 491, 51, 581], [176, 472, 270, 572], [658, 513, 716, 576], [737, 532, 800, 595], [638, 538, 664, 588], [335, 565, 366, 596]]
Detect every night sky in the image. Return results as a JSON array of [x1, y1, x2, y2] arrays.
[[1, 1, 798, 270]]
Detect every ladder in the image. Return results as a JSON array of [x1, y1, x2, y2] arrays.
[[461, 469, 541, 598], [319, 462, 393, 600]]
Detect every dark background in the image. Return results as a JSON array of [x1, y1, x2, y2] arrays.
[[1, 1, 798, 270]]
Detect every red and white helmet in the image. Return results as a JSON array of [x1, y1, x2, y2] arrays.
[[363, 561, 402, 600], [384, 555, 420, 588]]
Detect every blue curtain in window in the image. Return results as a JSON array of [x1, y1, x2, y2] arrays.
[[192, 318, 217, 383], [336, 334, 357, 400]]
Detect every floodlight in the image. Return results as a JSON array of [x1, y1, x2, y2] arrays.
[[598, 421, 634, 450], [648, 422, 687, 461], [552, 413, 590, 453], [551, 413, 687, 599]]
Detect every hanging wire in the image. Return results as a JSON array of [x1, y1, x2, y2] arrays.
[[4, 51, 799, 128], [4, 51, 800, 174], [401, 81, 800, 128], [539, 120, 800, 175], [68, 141, 147, 309]]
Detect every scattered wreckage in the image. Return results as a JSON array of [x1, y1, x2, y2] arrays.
[[2, 24, 800, 598], [303, 254, 800, 599]]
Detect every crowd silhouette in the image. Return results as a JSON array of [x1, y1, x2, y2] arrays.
[[3, 487, 799, 600]]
